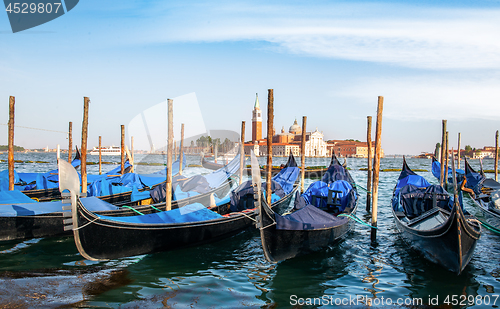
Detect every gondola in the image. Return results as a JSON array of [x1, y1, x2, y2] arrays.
[[256, 152, 358, 263], [0, 148, 82, 201], [0, 155, 238, 242], [431, 156, 465, 188], [464, 158, 500, 233], [391, 157, 480, 274], [61, 156, 298, 260]]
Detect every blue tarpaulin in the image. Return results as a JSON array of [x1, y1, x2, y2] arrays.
[[275, 203, 346, 230], [95, 202, 222, 224]]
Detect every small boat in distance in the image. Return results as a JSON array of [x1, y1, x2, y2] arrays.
[[89, 146, 121, 156]]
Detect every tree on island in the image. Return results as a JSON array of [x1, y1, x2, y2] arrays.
[[0, 145, 25, 151]]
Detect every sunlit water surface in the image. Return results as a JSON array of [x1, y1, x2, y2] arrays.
[[1, 153, 500, 308]]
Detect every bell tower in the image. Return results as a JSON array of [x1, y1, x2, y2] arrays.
[[252, 93, 262, 142]]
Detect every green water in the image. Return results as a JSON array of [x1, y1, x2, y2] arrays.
[[1, 154, 500, 308]]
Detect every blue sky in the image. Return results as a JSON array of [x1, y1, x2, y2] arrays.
[[1, 0, 500, 155]]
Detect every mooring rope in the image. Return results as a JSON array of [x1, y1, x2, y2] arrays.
[[338, 213, 378, 229], [355, 184, 371, 194], [121, 205, 144, 215]]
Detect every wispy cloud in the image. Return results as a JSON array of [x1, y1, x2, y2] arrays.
[[136, 1, 500, 69]]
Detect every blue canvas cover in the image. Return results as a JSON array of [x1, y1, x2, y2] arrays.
[[0, 170, 20, 191], [150, 154, 241, 204], [395, 184, 453, 218], [229, 180, 285, 212], [0, 196, 120, 217], [295, 180, 356, 212], [431, 158, 465, 183], [96, 202, 222, 224], [0, 190, 38, 204], [275, 204, 347, 230], [272, 166, 300, 194]]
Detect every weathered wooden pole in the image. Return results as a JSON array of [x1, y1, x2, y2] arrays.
[[212, 139, 219, 163], [266, 89, 274, 205], [8, 96, 15, 191], [366, 116, 373, 212], [81, 97, 90, 195], [496, 130, 499, 181], [121, 125, 125, 174], [457, 132, 461, 169], [371, 96, 383, 242], [166, 99, 174, 211], [444, 131, 449, 188], [440, 120, 447, 187], [239, 121, 245, 185], [300, 116, 307, 193], [57, 144, 60, 160], [98, 136, 102, 175], [130, 136, 134, 173], [67, 122, 72, 163], [179, 123, 185, 175]]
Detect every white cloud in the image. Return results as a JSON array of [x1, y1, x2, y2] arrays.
[[138, 2, 500, 70], [337, 74, 500, 121]]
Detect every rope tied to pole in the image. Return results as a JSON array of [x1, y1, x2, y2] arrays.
[[338, 213, 378, 229]]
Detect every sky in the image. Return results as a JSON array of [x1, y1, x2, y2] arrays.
[[1, 0, 500, 155]]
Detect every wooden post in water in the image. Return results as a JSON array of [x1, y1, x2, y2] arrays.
[[166, 99, 174, 211], [57, 145, 60, 160], [371, 96, 383, 242], [239, 121, 245, 185], [179, 123, 184, 175], [98, 136, 102, 175], [444, 131, 449, 188], [440, 120, 447, 187], [130, 136, 134, 173], [81, 97, 90, 195], [121, 125, 125, 174], [8, 96, 15, 191], [366, 116, 373, 212], [214, 140, 218, 163], [68, 122, 72, 163], [266, 89, 274, 205], [300, 116, 307, 193], [457, 132, 461, 169], [496, 130, 499, 181]]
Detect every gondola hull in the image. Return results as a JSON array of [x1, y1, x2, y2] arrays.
[[72, 185, 297, 260], [0, 178, 234, 242], [259, 199, 357, 262], [393, 206, 479, 274]]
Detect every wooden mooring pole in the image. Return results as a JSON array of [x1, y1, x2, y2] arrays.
[[371, 96, 383, 242], [366, 116, 373, 212], [300, 116, 307, 193], [68, 122, 72, 163], [8, 96, 15, 191], [440, 120, 447, 187], [166, 99, 174, 211], [98, 136, 102, 175], [266, 89, 274, 205], [179, 123, 185, 175], [121, 125, 125, 174], [239, 121, 245, 185], [496, 130, 499, 181], [81, 97, 89, 195], [130, 136, 134, 173], [444, 131, 449, 188], [457, 132, 461, 170]]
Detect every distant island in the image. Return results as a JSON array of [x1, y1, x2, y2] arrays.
[[0, 145, 25, 151]]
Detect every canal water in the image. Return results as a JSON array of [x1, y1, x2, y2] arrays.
[[1, 153, 500, 308]]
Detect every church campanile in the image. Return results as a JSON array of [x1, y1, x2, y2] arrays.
[[252, 93, 262, 142]]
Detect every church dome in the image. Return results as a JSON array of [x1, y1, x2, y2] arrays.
[[289, 119, 302, 134]]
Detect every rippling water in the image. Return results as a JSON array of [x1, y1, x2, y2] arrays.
[[1, 153, 500, 308]]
